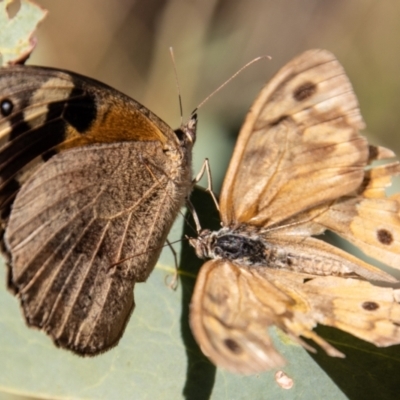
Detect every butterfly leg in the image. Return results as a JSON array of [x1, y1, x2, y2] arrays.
[[185, 196, 203, 233], [192, 158, 219, 211], [164, 238, 180, 290], [186, 158, 220, 233]]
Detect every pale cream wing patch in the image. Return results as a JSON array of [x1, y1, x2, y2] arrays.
[[190, 260, 400, 374], [219, 49, 368, 227]]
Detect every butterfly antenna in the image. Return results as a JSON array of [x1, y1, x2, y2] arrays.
[[193, 55, 271, 115], [169, 47, 184, 126]]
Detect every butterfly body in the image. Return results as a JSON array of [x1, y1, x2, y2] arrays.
[[191, 227, 393, 278], [189, 49, 400, 375], [0, 65, 196, 355]]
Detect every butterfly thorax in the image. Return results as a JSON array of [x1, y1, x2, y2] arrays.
[[191, 228, 271, 267]]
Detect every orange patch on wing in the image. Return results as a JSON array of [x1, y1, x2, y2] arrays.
[[59, 105, 167, 150]]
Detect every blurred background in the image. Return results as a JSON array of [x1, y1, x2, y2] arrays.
[[27, 0, 400, 193], [2, 1, 400, 399]]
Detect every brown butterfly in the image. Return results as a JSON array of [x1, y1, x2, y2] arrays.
[[189, 49, 400, 375], [0, 65, 196, 355]]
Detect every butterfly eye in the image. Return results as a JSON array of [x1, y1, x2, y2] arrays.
[[362, 301, 380, 311], [376, 228, 393, 245], [173, 127, 185, 142], [0, 98, 13, 116]]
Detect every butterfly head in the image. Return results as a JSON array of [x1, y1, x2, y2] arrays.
[[175, 113, 197, 147], [188, 228, 215, 259]]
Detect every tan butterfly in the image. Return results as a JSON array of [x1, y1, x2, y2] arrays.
[[189, 49, 400, 375]]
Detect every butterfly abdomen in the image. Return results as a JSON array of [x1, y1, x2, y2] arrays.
[[272, 252, 345, 276]]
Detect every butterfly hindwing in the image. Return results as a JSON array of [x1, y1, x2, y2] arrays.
[[190, 259, 287, 374], [312, 161, 400, 270]]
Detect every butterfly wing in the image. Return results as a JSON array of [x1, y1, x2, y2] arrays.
[[219, 49, 368, 227], [0, 66, 194, 354], [190, 259, 400, 374], [263, 267, 400, 350], [190, 259, 287, 374], [5, 141, 185, 354]]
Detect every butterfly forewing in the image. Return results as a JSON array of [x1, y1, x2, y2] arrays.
[[0, 66, 177, 220], [219, 49, 368, 227]]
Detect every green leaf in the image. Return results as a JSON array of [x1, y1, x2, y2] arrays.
[[0, 0, 47, 66]]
